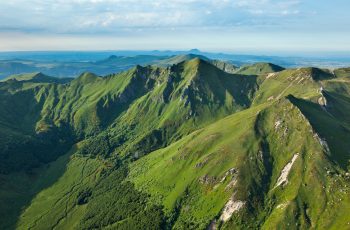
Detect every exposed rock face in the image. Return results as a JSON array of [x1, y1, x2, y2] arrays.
[[220, 167, 237, 183], [199, 174, 217, 185], [314, 133, 330, 153], [275, 153, 299, 188], [266, 73, 277, 79], [318, 96, 327, 107], [318, 88, 328, 107], [274, 120, 282, 131], [219, 196, 245, 222]]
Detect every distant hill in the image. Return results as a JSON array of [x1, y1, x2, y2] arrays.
[[1, 50, 349, 79], [334, 67, 350, 78], [156, 54, 210, 66], [235, 62, 285, 75], [157, 54, 238, 73], [2, 72, 73, 84], [95, 55, 169, 66]]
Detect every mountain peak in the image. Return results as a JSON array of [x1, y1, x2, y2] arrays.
[[159, 54, 209, 67], [74, 72, 101, 84], [4, 72, 43, 81], [236, 62, 285, 75], [182, 53, 208, 60], [296, 67, 333, 80], [177, 56, 208, 72], [94, 55, 120, 64], [188, 48, 201, 54], [32, 72, 47, 78], [1, 72, 67, 84], [108, 55, 119, 59]]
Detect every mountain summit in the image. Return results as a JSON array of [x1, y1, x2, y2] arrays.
[[0, 56, 349, 229]]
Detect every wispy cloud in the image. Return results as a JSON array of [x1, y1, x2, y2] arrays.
[[0, 0, 349, 52], [0, 0, 304, 34], [233, 0, 301, 16]]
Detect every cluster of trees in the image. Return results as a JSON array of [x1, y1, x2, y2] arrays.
[[77, 133, 112, 157], [78, 166, 166, 229], [0, 134, 71, 174]]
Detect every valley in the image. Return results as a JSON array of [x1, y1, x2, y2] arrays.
[[0, 55, 349, 229]]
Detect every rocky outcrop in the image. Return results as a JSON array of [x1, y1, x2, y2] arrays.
[[219, 195, 245, 222], [275, 153, 299, 188]]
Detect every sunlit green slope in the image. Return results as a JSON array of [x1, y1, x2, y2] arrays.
[[1, 72, 72, 84], [0, 57, 349, 230], [128, 66, 350, 229], [129, 97, 350, 229], [235, 62, 285, 75]]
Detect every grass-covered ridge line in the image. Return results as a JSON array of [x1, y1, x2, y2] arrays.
[[0, 56, 350, 229]]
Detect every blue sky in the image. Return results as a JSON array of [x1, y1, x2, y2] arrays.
[[0, 0, 349, 55]]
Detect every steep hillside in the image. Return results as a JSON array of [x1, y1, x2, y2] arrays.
[[0, 58, 257, 173], [210, 60, 238, 74], [157, 54, 210, 66], [128, 65, 350, 228], [20, 59, 256, 161], [129, 97, 350, 229], [0, 57, 349, 230], [156, 54, 238, 74], [236, 62, 285, 75], [334, 67, 350, 78]]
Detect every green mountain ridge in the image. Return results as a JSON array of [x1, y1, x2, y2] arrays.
[[156, 54, 238, 74], [236, 62, 285, 75], [0, 56, 349, 229], [1, 72, 73, 84]]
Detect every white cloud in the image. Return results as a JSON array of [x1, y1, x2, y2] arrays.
[[0, 0, 304, 34], [0, 0, 348, 37], [233, 0, 301, 16], [0, 0, 349, 52]]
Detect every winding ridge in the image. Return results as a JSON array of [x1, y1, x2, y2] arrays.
[[0, 57, 350, 229]]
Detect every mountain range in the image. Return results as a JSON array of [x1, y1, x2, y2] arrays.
[[1, 50, 350, 80], [0, 55, 349, 229]]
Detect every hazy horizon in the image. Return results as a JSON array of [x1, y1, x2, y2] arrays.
[[0, 49, 350, 59]]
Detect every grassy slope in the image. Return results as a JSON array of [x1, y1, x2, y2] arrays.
[[156, 54, 210, 66], [0, 146, 76, 229], [107, 59, 257, 157], [235, 63, 285, 75], [35, 59, 255, 137], [1, 60, 350, 229], [0, 58, 257, 228], [13, 144, 166, 230], [129, 103, 266, 229], [1, 72, 72, 84], [35, 58, 256, 160], [129, 97, 350, 229], [156, 54, 238, 74], [0, 58, 257, 174], [17, 148, 104, 229], [129, 66, 350, 229]]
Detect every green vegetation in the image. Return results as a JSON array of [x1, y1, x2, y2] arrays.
[[235, 62, 285, 75], [0, 56, 349, 229], [1, 72, 73, 84]]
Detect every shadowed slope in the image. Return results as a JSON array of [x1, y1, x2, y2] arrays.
[[0, 58, 349, 230]]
